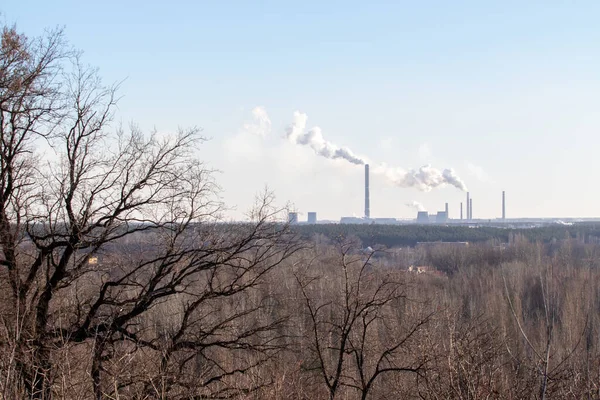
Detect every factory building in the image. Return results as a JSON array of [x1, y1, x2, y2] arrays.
[[341, 217, 371, 224], [372, 218, 398, 225]]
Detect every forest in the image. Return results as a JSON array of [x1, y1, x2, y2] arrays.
[[293, 223, 600, 248], [2, 23, 600, 400]]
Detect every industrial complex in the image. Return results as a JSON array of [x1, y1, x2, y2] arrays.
[[289, 165, 600, 228]]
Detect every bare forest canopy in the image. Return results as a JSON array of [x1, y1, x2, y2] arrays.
[[291, 223, 600, 247]]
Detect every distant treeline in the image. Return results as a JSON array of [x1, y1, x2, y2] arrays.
[[291, 223, 600, 247]]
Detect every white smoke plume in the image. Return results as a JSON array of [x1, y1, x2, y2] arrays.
[[405, 201, 426, 212], [442, 168, 469, 191], [243, 106, 271, 138], [285, 111, 366, 165], [284, 111, 468, 192], [375, 164, 468, 192]]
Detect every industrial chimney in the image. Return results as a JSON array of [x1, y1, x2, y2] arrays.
[[445, 202, 449, 218], [466, 192, 470, 220], [460, 202, 463, 220], [502, 191, 506, 220], [364, 164, 370, 219], [470, 198, 473, 220]]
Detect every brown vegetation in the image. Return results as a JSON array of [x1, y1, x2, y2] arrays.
[[2, 23, 600, 400]]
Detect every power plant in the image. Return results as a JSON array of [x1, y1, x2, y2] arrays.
[[276, 110, 591, 227], [336, 167, 512, 225], [399, 191, 514, 224], [282, 110, 545, 225], [293, 165, 592, 227], [336, 165, 509, 225]]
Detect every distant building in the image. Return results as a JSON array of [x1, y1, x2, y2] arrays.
[[435, 211, 448, 223], [307, 212, 317, 224], [340, 217, 371, 224], [288, 212, 298, 224], [408, 265, 431, 274], [416, 211, 429, 224], [372, 218, 399, 225], [407, 265, 447, 277]]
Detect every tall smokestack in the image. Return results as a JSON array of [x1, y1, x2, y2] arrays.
[[502, 191, 506, 220], [460, 202, 463, 220], [365, 164, 370, 219], [466, 192, 470, 220], [470, 198, 473, 220], [445, 202, 449, 218]]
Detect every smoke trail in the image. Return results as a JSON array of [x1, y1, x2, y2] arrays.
[[442, 168, 468, 192], [405, 201, 426, 212], [285, 111, 366, 165], [375, 164, 468, 192], [243, 106, 271, 137], [284, 111, 468, 191]]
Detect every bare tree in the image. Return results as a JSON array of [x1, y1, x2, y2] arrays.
[[0, 24, 300, 399], [502, 262, 588, 399], [418, 311, 506, 399], [294, 238, 431, 400]]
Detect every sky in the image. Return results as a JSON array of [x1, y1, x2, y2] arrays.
[[4, 1, 600, 220]]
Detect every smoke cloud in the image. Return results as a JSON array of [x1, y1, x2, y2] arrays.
[[442, 168, 469, 191], [286, 111, 366, 165], [376, 164, 468, 192], [284, 111, 468, 192], [405, 201, 426, 212], [243, 106, 272, 138]]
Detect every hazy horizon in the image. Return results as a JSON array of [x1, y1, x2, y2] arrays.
[[5, 1, 600, 220]]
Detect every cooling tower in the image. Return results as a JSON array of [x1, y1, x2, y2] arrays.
[[416, 211, 429, 224]]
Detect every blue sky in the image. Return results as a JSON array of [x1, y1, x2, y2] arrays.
[[4, 1, 600, 220]]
